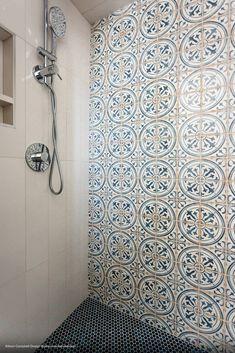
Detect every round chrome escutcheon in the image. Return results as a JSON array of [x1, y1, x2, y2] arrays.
[[25, 143, 51, 172]]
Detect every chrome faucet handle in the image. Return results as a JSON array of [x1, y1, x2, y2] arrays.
[[32, 64, 44, 84], [33, 63, 63, 84]]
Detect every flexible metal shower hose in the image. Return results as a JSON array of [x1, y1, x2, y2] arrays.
[[46, 82, 64, 195]]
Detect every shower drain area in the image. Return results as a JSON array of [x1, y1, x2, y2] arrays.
[[36, 298, 204, 353]]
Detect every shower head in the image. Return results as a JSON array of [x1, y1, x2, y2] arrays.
[[49, 6, 66, 39]]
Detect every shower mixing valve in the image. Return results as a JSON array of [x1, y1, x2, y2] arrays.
[[33, 63, 62, 84], [25, 143, 51, 172]]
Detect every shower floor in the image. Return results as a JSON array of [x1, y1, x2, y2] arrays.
[[36, 298, 204, 353]]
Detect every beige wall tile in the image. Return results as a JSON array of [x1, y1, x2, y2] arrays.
[[0, 0, 26, 39], [26, 261, 49, 345], [0, 158, 26, 287], [26, 167, 49, 270], [0, 274, 26, 347], [49, 250, 69, 332], [0, 0, 90, 346], [25, 0, 44, 48]]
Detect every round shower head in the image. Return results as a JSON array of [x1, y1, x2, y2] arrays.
[[49, 6, 66, 39]]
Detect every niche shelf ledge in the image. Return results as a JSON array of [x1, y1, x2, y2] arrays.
[[0, 94, 13, 107]]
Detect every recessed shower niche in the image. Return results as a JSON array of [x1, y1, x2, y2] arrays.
[[0, 26, 14, 126]]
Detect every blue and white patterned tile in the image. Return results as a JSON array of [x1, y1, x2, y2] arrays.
[[107, 195, 137, 230], [140, 0, 179, 40], [90, 29, 106, 63], [228, 80, 235, 109], [94, 250, 119, 272], [227, 162, 235, 204], [179, 0, 229, 25], [224, 313, 235, 352], [178, 113, 227, 159], [89, 96, 106, 128], [88, 257, 105, 289], [107, 161, 137, 195], [140, 80, 177, 119], [227, 206, 235, 250], [177, 289, 224, 335], [179, 22, 228, 68], [88, 225, 105, 256], [179, 68, 227, 113], [227, 113, 235, 158], [107, 230, 137, 266], [107, 89, 137, 124], [93, 185, 114, 206], [138, 276, 175, 316], [87, 0, 235, 350], [204, 0, 230, 25], [139, 237, 176, 276], [107, 125, 137, 159], [89, 279, 117, 305], [108, 15, 138, 53], [140, 39, 177, 79], [179, 159, 226, 202], [89, 63, 106, 95], [139, 120, 177, 159], [106, 265, 137, 302], [178, 331, 223, 353], [89, 129, 106, 160], [139, 160, 176, 198], [89, 162, 105, 192], [178, 246, 225, 291], [141, 311, 175, 335], [177, 202, 226, 246], [108, 52, 137, 89], [89, 193, 105, 224], [138, 198, 176, 237], [127, 256, 152, 281]]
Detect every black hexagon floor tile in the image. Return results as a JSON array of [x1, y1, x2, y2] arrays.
[[35, 298, 205, 353]]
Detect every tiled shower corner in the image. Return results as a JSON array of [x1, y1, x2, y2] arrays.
[[88, 0, 235, 352]]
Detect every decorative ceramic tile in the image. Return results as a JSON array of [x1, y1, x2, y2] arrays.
[[88, 0, 235, 351], [179, 23, 228, 68], [180, 0, 225, 23]]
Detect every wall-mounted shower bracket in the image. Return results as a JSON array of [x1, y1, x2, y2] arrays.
[[25, 143, 51, 172], [37, 46, 57, 62]]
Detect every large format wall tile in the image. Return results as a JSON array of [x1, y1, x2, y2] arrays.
[[0, 0, 26, 39], [0, 0, 90, 348], [0, 158, 26, 287], [88, 0, 235, 351]]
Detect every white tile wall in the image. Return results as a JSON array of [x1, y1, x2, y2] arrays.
[[0, 0, 90, 349], [0, 158, 26, 287], [26, 261, 49, 344]]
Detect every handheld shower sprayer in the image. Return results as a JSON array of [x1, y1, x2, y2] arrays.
[[49, 6, 66, 39], [32, 1, 67, 195]]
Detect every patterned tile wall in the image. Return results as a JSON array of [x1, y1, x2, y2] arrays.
[[88, 1, 235, 352]]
